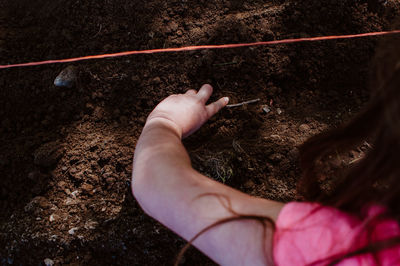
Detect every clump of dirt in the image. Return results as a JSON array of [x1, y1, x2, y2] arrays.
[[1, 0, 399, 264]]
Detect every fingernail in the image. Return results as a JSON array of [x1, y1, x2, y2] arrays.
[[224, 97, 229, 103]]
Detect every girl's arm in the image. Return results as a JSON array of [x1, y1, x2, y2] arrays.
[[132, 84, 284, 265]]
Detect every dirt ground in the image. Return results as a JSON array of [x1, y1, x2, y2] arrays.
[[1, 0, 399, 265]]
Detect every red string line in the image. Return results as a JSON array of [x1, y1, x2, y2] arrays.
[[1, 30, 400, 69]]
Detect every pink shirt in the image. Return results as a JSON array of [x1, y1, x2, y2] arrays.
[[273, 202, 400, 265]]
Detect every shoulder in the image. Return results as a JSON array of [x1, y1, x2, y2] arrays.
[[273, 202, 400, 266]]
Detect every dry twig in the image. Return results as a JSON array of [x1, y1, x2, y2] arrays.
[[226, 98, 260, 108]]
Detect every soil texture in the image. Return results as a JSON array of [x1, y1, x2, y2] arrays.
[[1, 0, 399, 265]]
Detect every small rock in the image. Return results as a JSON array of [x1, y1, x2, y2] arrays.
[[262, 105, 271, 114], [276, 108, 283, 115], [68, 227, 79, 235], [57, 181, 67, 191], [49, 214, 60, 222], [299, 124, 311, 133], [70, 190, 79, 198], [64, 197, 80, 206], [81, 183, 94, 194], [54, 66, 78, 88], [44, 258, 54, 266], [270, 134, 282, 141], [106, 177, 116, 184]]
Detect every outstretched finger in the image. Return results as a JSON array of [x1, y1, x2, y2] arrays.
[[206, 97, 229, 118], [185, 89, 197, 95], [196, 84, 213, 104]]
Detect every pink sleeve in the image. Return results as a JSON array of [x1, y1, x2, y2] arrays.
[[273, 202, 400, 266]]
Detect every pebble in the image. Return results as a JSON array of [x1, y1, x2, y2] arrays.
[[276, 108, 283, 115], [54, 66, 77, 88], [44, 258, 54, 266], [299, 124, 311, 133], [262, 106, 271, 114], [70, 190, 79, 198], [106, 177, 116, 184], [57, 181, 67, 191], [270, 134, 282, 141], [81, 183, 94, 194], [49, 214, 60, 222], [68, 227, 79, 235], [64, 197, 80, 206]]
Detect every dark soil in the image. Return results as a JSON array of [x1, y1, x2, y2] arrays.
[[1, 0, 399, 265]]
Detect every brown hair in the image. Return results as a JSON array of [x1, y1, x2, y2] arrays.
[[298, 23, 400, 264], [299, 27, 400, 215]]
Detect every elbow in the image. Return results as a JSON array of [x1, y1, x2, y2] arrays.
[[131, 157, 161, 218], [131, 163, 146, 204], [131, 166, 153, 216]]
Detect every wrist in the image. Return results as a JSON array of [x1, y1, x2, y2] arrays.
[[144, 116, 182, 139]]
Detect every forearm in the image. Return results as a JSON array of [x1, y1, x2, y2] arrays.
[[132, 118, 206, 223], [132, 119, 285, 265]]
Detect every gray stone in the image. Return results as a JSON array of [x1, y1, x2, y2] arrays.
[[262, 106, 271, 114], [68, 227, 79, 235], [44, 258, 54, 266], [54, 66, 77, 88]]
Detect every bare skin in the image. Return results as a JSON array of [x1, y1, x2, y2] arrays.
[[132, 84, 285, 265]]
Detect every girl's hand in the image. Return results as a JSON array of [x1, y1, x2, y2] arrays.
[[146, 84, 229, 138]]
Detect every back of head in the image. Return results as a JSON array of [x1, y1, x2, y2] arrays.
[[299, 19, 400, 217]]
